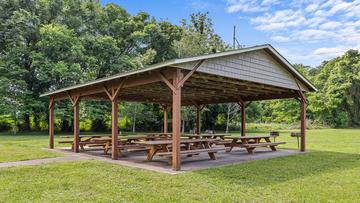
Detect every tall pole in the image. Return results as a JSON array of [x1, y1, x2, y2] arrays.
[[196, 106, 201, 135], [300, 99, 306, 152], [73, 100, 80, 153], [240, 101, 246, 136], [163, 105, 168, 134], [112, 98, 119, 159], [233, 26, 236, 49], [172, 69, 183, 171], [49, 99, 54, 149]]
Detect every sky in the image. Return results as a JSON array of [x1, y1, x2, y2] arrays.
[[100, 0, 360, 67]]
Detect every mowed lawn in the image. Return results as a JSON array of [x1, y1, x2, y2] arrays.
[[0, 135, 61, 163], [0, 129, 360, 202]]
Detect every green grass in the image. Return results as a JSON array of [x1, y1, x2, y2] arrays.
[[0, 135, 62, 163], [0, 129, 360, 202]]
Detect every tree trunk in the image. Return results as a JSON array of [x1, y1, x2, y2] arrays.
[[181, 120, 185, 133], [33, 113, 40, 131], [132, 114, 136, 133], [13, 112, 17, 135], [23, 113, 31, 131], [226, 105, 231, 133]]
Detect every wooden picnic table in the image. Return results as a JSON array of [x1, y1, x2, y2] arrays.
[[137, 138, 224, 161], [223, 135, 286, 153], [92, 137, 150, 155], [58, 135, 111, 150], [145, 132, 172, 137], [182, 133, 228, 140]]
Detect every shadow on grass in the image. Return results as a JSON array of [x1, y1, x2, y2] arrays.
[[193, 150, 360, 186]]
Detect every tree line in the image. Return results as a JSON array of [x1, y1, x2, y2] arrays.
[[0, 0, 359, 134]]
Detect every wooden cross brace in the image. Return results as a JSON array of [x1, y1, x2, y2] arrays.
[[103, 79, 126, 102], [48, 98, 55, 109], [237, 97, 252, 108], [67, 92, 80, 106], [159, 59, 205, 94]]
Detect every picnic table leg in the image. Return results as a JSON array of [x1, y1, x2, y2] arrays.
[[104, 142, 110, 155], [186, 143, 193, 157], [265, 137, 277, 151], [228, 139, 238, 152], [203, 142, 216, 160], [241, 139, 254, 154], [247, 147, 254, 154], [147, 146, 158, 161]]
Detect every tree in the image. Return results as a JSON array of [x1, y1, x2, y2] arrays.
[[174, 12, 229, 58], [225, 103, 239, 133]]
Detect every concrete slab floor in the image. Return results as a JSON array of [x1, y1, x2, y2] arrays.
[[53, 147, 302, 175]]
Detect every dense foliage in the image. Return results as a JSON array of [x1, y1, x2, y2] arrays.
[[0, 0, 359, 133]]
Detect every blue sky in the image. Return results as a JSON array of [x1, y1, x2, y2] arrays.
[[100, 0, 360, 67]]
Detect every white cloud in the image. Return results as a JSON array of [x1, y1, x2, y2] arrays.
[[319, 21, 342, 30], [225, 0, 360, 65], [313, 47, 347, 57], [225, 0, 280, 13], [226, 0, 265, 13], [305, 3, 319, 12], [271, 36, 290, 42], [251, 9, 306, 30], [261, 0, 279, 6], [292, 29, 335, 41]]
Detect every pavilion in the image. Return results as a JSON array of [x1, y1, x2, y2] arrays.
[[40, 44, 317, 171]]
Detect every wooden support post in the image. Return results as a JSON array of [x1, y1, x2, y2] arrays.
[[300, 97, 306, 152], [172, 69, 183, 171], [196, 106, 201, 135], [103, 80, 125, 160], [112, 98, 119, 159], [238, 100, 246, 136], [49, 99, 55, 149], [73, 99, 80, 153], [163, 105, 168, 134]]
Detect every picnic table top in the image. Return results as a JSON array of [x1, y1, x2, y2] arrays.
[[145, 132, 172, 136], [92, 135, 154, 141], [139, 138, 215, 145], [182, 133, 229, 137], [224, 135, 270, 139]]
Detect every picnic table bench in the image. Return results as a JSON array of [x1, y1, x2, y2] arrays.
[[137, 139, 225, 162], [58, 134, 169, 151], [92, 137, 152, 155], [145, 132, 172, 137], [58, 135, 110, 150], [223, 135, 286, 154]]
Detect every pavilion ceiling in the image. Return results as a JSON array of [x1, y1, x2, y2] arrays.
[[72, 68, 299, 106]]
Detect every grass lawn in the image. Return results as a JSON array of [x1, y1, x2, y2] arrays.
[[0, 135, 62, 163], [0, 129, 360, 202]]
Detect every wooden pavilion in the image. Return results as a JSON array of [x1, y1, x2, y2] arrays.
[[40, 44, 317, 171]]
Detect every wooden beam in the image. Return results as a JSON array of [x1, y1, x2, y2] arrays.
[[162, 105, 168, 133], [53, 70, 173, 101], [242, 92, 299, 101], [158, 72, 177, 93], [103, 85, 113, 100], [67, 92, 75, 105], [172, 69, 183, 171], [112, 98, 119, 159], [300, 94, 306, 152], [177, 60, 205, 87], [245, 101, 252, 108], [73, 100, 80, 153], [196, 105, 202, 135], [239, 100, 246, 136], [112, 79, 126, 100], [49, 99, 55, 149]]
